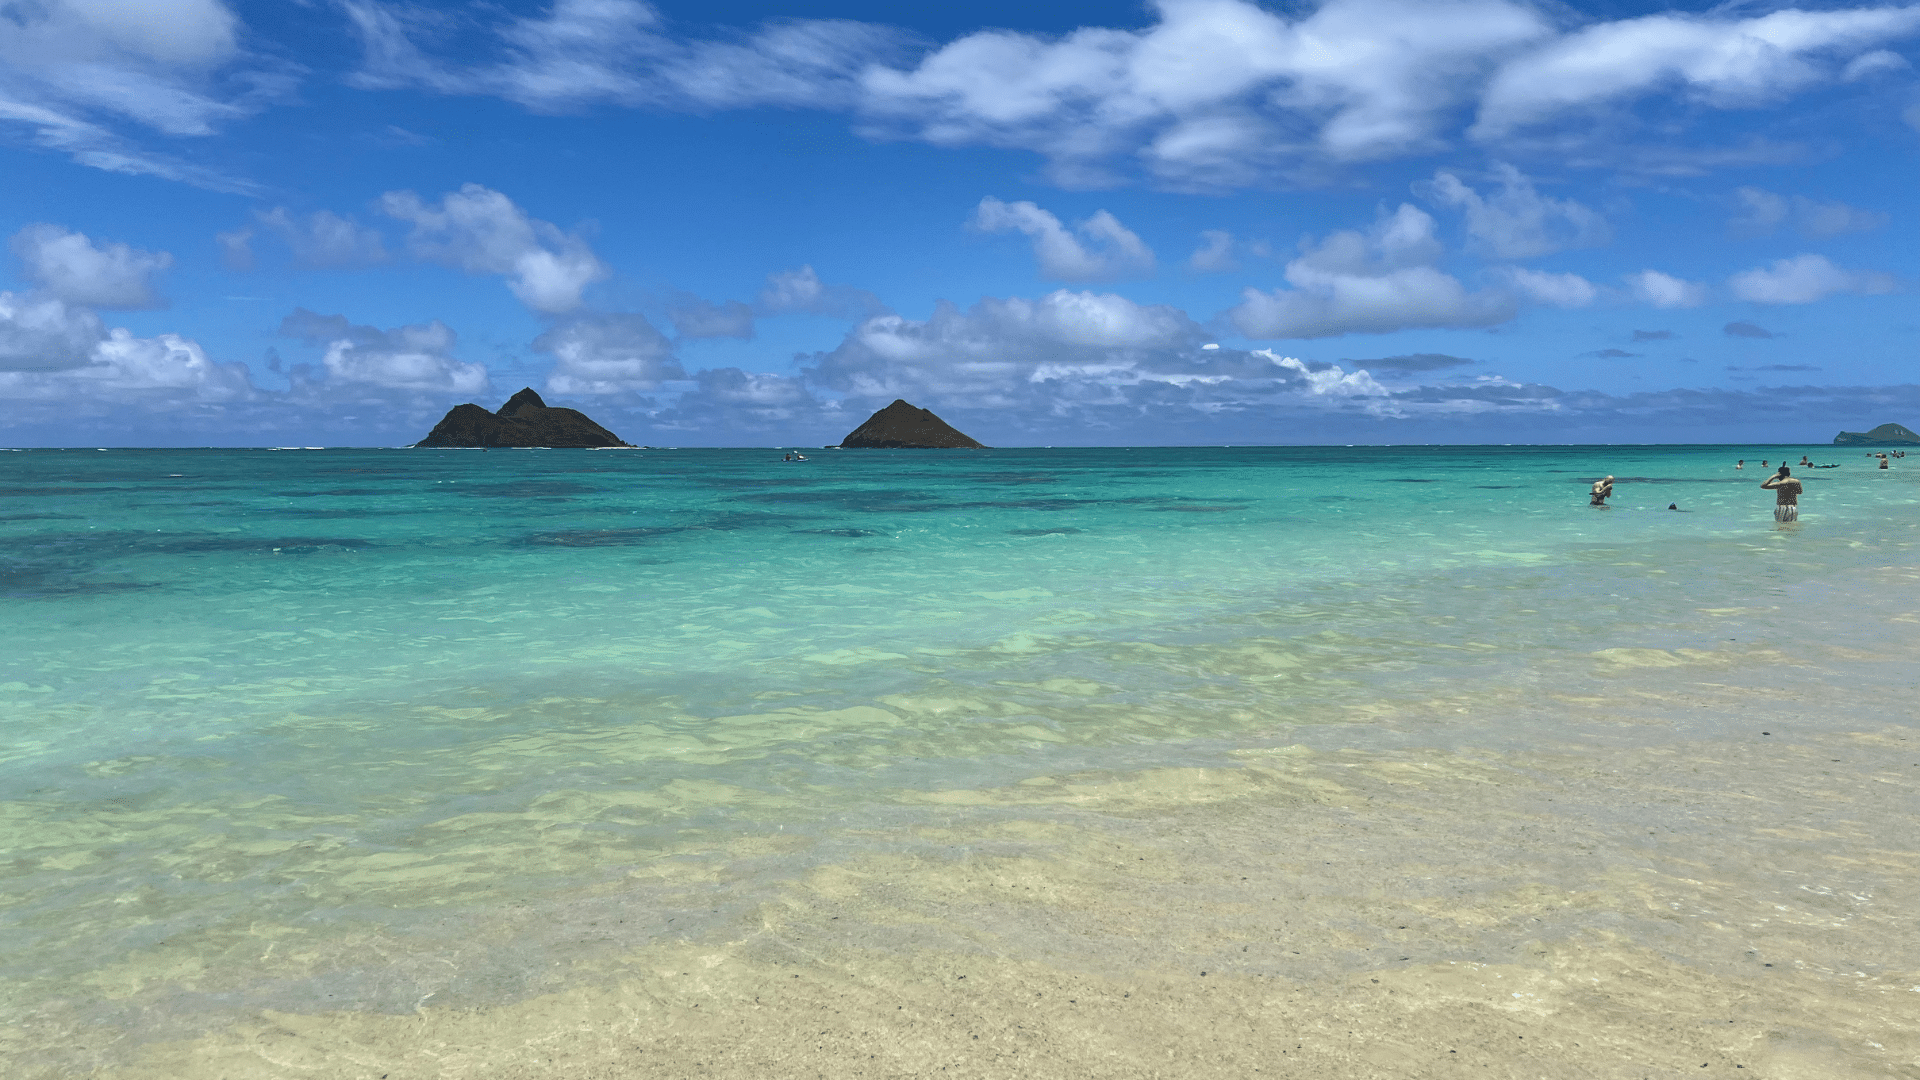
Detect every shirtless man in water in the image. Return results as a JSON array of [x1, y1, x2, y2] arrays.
[[1761, 466, 1803, 522]]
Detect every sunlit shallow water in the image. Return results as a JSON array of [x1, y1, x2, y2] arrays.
[[3, 443, 1915, 1067]]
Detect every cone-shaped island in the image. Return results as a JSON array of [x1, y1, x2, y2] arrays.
[[1834, 422, 1920, 446], [416, 389, 630, 448], [837, 399, 985, 449]]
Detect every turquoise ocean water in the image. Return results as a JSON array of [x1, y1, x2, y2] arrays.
[[3, 444, 1915, 1067]]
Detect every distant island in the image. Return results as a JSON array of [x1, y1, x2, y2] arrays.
[[416, 388, 630, 448], [836, 399, 985, 449], [1833, 423, 1920, 446]]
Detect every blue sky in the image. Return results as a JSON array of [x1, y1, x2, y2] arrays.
[[1, 0, 1915, 446]]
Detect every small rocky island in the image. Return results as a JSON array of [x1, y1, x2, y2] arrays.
[[1833, 423, 1920, 446], [416, 388, 630, 448], [836, 399, 985, 449]]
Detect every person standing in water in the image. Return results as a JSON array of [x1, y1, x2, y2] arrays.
[[1590, 475, 1614, 507], [1761, 466, 1803, 522]]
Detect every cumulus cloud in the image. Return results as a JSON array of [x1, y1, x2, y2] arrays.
[[0, 291, 109, 371], [971, 199, 1156, 281], [1419, 163, 1610, 259], [249, 208, 390, 268], [1503, 267, 1597, 308], [379, 184, 607, 314], [1475, 7, 1920, 135], [861, 0, 1552, 186], [1625, 269, 1708, 309], [279, 308, 488, 393], [808, 288, 1201, 406], [755, 265, 889, 319], [1729, 187, 1888, 239], [1727, 254, 1897, 305], [10, 224, 172, 309], [1259, 351, 1388, 397], [1189, 230, 1239, 273], [533, 312, 687, 395], [1724, 320, 1775, 339], [1226, 204, 1514, 339], [0, 324, 252, 403]]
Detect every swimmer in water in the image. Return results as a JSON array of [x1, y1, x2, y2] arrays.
[[1761, 466, 1802, 522], [1735, 459, 1744, 469], [1590, 475, 1614, 507]]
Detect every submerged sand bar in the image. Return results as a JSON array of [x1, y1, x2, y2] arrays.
[[93, 645, 1920, 1079]]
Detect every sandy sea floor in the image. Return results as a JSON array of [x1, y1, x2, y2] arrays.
[[79, 637, 1920, 1079], [6, 447, 1917, 1079]]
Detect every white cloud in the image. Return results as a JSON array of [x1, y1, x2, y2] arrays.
[[809, 288, 1201, 405], [1476, 7, 1920, 136], [1504, 267, 1597, 308], [755, 265, 889, 318], [1257, 350, 1388, 397], [344, 0, 906, 113], [1226, 204, 1515, 338], [0, 326, 251, 402], [861, 0, 1551, 186], [693, 367, 815, 409], [1727, 254, 1897, 305], [0, 290, 109, 371], [279, 308, 488, 393], [251, 208, 390, 268], [1188, 229, 1238, 272], [971, 198, 1155, 281], [1625, 270, 1708, 309], [1843, 48, 1910, 80], [1419, 163, 1609, 259], [0, 0, 290, 189], [10, 224, 172, 309], [533, 312, 686, 395], [1729, 187, 1888, 239], [379, 184, 607, 313], [344, 0, 1920, 190]]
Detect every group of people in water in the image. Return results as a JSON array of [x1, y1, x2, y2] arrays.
[[1585, 447, 1906, 521], [781, 451, 808, 461]]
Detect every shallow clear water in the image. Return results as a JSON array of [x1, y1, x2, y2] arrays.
[[2, 443, 1914, 1059]]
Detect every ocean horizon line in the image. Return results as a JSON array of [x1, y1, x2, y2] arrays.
[[0, 440, 1867, 452]]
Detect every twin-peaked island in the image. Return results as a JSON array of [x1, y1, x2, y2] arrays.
[[416, 391, 985, 449]]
